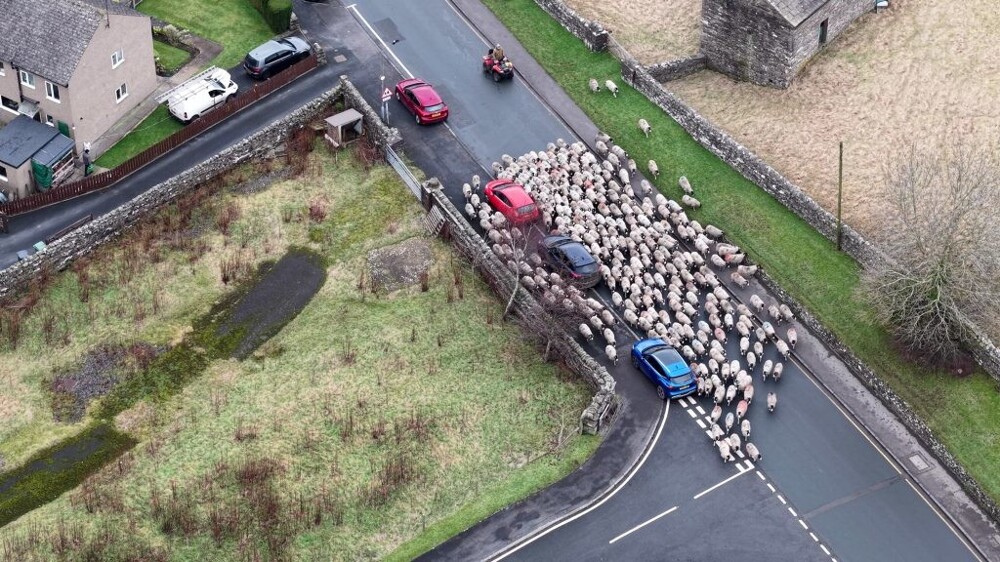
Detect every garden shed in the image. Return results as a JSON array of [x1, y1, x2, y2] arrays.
[[0, 116, 75, 201], [701, 0, 872, 88]]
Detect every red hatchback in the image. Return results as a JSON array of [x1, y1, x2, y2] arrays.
[[484, 179, 541, 225], [395, 78, 449, 125]]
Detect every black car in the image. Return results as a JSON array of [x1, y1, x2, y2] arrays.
[[243, 37, 311, 79], [541, 235, 602, 288]]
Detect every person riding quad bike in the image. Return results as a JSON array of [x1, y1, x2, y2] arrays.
[[489, 44, 504, 64]]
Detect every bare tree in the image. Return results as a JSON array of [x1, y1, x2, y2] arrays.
[[863, 139, 1000, 364]]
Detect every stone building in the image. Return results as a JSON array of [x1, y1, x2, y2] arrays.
[[701, 0, 871, 88]]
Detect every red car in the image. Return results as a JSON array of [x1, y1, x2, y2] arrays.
[[484, 179, 541, 225], [395, 78, 449, 125]]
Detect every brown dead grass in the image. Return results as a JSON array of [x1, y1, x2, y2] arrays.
[[565, 0, 701, 63]]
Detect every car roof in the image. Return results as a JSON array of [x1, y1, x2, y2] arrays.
[[408, 84, 443, 106], [248, 40, 286, 59], [495, 183, 533, 207], [557, 240, 596, 266], [648, 347, 690, 377]]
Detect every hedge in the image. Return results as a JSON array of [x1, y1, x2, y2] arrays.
[[247, 0, 292, 34]]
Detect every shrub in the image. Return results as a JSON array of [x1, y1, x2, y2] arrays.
[[246, 0, 292, 34]]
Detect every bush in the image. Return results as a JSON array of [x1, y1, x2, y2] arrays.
[[246, 0, 292, 33]]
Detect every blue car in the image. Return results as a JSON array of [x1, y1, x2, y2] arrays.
[[631, 338, 698, 400]]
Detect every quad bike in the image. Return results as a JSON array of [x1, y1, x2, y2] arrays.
[[482, 53, 514, 82]]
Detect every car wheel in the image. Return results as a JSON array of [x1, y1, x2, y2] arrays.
[[631, 354, 639, 369], [415, 114, 421, 125], [656, 386, 667, 401]]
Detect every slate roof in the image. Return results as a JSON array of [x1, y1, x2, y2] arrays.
[[0, 0, 145, 86], [760, 0, 829, 27], [0, 115, 64, 168]]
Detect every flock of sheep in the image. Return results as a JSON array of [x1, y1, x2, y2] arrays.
[[461, 131, 800, 465]]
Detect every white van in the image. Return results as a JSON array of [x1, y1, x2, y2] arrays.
[[158, 67, 239, 124]]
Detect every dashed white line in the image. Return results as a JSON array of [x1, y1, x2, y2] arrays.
[[695, 419, 706, 429], [704, 430, 714, 439], [788, 507, 798, 517], [736, 450, 745, 458], [686, 408, 697, 418], [757, 471, 766, 481], [345, 4, 413, 78], [777, 494, 787, 505], [799, 519, 809, 530], [695, 405, 705, 415], [810, 532, 819, 542], [767, 483, 776, 492], [693, 464, 754, 500], [821, 545, 831, 556], [608, 506, 678, 544]]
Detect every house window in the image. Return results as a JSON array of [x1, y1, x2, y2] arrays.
[[112, 49, 125, 68], [0, 165, 7, 182], [46, 115, 55, 126], [19, 70, 34, 88], [45, 81, 60, 103], [819, 19, 829, 45], [115, 82, 128, 103], [1, 96, 17, 114]]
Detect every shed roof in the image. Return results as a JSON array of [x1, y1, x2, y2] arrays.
[[760, 0, 829, 27], [0, 0, 145, 86], [0, 115, 64, 168]]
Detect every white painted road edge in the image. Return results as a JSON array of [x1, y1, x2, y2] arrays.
[[489, 399, 671, 561], [608, 505, 678, 544]]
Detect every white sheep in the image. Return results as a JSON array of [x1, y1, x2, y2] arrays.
[[605, 79, 619, 97], [779, 304, 794, 322], [711, 423, 725, 442], [731, 272, 749, 288], [579, 324, 594, 341], [744, 383, 754, 405], [465, 202, 476, 218], [678, 176, 693, 195], [718, 440, 734, 463], [605, 344, 618, 365], [787, 327, 797, 349], [746, 351, 757, 372], [736, 399, 748, 421], [588, 78, 600, 93], [772, 362, 784, 382], [603, 328, 616, 346], [463, 183, 473, 200], [767, 392, 777, 412], [775, 339, 790, 360], [710, 404, 722, 425], [713, 385, 725, 405], [648, 160, 659, 178], [724, 411, 735, 433], [472, 174, 481, 191], [768, 304, 782, 322], [638, 118, 651, 137], [681, 194, 701, 209], [761, 360, 773, 380], [601, 309, 616, 327], [746, 442, 761, 462], [728, 433, 741, 454], [741, 419, 751, 439], [749, 294, 764, 311]]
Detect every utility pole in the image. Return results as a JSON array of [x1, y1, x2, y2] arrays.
[[836, 141, 844, 251]]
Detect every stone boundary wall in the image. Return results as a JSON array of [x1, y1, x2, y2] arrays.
[[646, 55, 707, 83], [422, 180, 616, 435], [339, 76, 403, 148], [532, 0, 609, 52], [0, 78, 400, 300], [530, 0, 1000, 525]]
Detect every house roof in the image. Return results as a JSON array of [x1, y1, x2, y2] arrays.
[[0, 115, 64, 168], [0, 0, 145, 86], [760, 0, 829, 27]]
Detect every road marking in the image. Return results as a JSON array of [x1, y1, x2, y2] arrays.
[[757, 471, 766, 481], [704, 430, 714, 439], [490, 399, 670, 560], [693, 465, 754, 500], [821, 544, 831, 555], [608, 506, 678, 544], [788, 507, 798, 517], [345, 4, 414, 78], [799, 519, 809, 530], [686, 408, 697, 418], [810, 532, 819, 542], [736, 450, 744, 458], [767, 483, 776, 492], [695, 418, 706, 429], [695, 405, 705, 415], [903, 479, 985, 561], [777, 494, 786, 505], [684, 396, 696, 406]]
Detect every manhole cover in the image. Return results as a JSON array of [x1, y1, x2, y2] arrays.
[[333, 55, 347, 63], [908, 453, 930, 473]]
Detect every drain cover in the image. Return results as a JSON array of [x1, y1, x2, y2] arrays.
[[908, 453, 930, 473], [333, 55, 347, 63]]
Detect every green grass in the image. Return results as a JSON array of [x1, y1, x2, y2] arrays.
[[94, 105, 183, 169], [153, 40, 191, 74], [480, 0, 1000, 504], [139, 0, 274, 69], [386, 434, 600, 561]]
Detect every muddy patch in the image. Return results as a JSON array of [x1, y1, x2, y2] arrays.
[[49, 343, 162, 423], [367, 237, 434, 293]]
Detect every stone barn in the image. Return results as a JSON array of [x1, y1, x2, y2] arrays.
[[701, 0, 872, 88]]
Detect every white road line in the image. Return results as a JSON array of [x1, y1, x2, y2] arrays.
[[821, 544, 831, 556], [695, 419, 706, 429], [695, 405, 705, 415], [757, 471, 766, 481], [788, 507, 798, 517], [736, 450, 745, 458], [777, 494, 787, 505], [490, 400, 671, 560], [903, 479, 985, 561], [810, 532, 819, 542], [608, 506, 678, 544], [345, 4, 414, 78], [767, 483, 776, 492], [686, 408, 697, 418], [799, 519, 809, 530], [704, 430, 714, 439], [685, 396, 696, 406], [693, 465, 754, 500]]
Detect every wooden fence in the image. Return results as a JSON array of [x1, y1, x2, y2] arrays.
[[0, 55, 319, 217]]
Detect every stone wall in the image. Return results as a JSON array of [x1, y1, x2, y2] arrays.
[[0, 78, 399, 300], [422, 180, 616, 435], [339, 75, 403, 148], [532, 0, 609, 52], [700, 0, 793, 88], [646, 55, 707, 83]]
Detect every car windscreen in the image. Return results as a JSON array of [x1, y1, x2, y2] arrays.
[[424, 103, 445, 112]]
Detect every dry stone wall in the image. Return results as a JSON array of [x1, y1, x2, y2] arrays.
[[422, 179, 616, 435], [533, 0, 609, 52], [646, 55, 707, 83]]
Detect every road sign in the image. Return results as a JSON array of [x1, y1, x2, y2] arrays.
[[381, 87, 392, 102]]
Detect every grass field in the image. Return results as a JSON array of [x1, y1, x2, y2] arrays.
[[0, 142, 596, 559], [94, 104, 184, 169], [478, 0, 1000, 504], [153, 40, 191, 74]]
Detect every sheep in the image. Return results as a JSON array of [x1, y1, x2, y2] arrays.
[[463, 183, 473, 200], [711, 423, 725, 442], [787, 327, 798, 349], [779, 303, 794, 322], [739, 337, 750, 356], [753, 341, 764, 358], [718, 440, 734, 463], [767, 392, 777, 412], [768, 304, 782, 322], [596, 131, 612, 145], [710, 404, 722, 425], [603, 328, 616, 346], [611, 292, 624, 308], [465, 202, 476, 218], [746, 351, 757, 372], [601, 309, 616, 327], [744, 383, 754, 405], [775, 339, 790, 360], [736, 264, 758, 278], [762, 321, 776, 340], [772, 362, 784, 382], [605, 344, 618, 365], [725, 384, 737, 405], [681, 194, 701, 209], [736, 399, 748, 421], [731, 272, 749, 288], [579, 324, 594, 341], [472, 174, 481, 191], [713, 385, 725, 405], [648, 160, 659, 178], [678, 176, 693, 195], [589, 315, 605, 331], [724, 411, 735, 433], [740, 419, 751, 440], [749, 294, 765, 311], [588, 77, 600, 93], [745, 442, 761, 462], [761, 360, 773, 380], [605, 79, 619, 97], [697, 377, 707, 396], [728, 433, 742, 455]]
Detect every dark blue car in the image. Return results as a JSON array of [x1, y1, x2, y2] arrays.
[[540, 235, 601, 288], [631, 338, 698, 400]]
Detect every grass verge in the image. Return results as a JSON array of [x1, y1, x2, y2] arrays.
[[94, 105, 183, 169], [153, 40, 191, 74], [479, 0, 1000, 503]]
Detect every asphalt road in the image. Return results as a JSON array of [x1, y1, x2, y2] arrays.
[[324, 1, 984, 561]]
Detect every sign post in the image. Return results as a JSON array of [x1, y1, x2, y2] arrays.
[[380, 75, 391, 124]]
